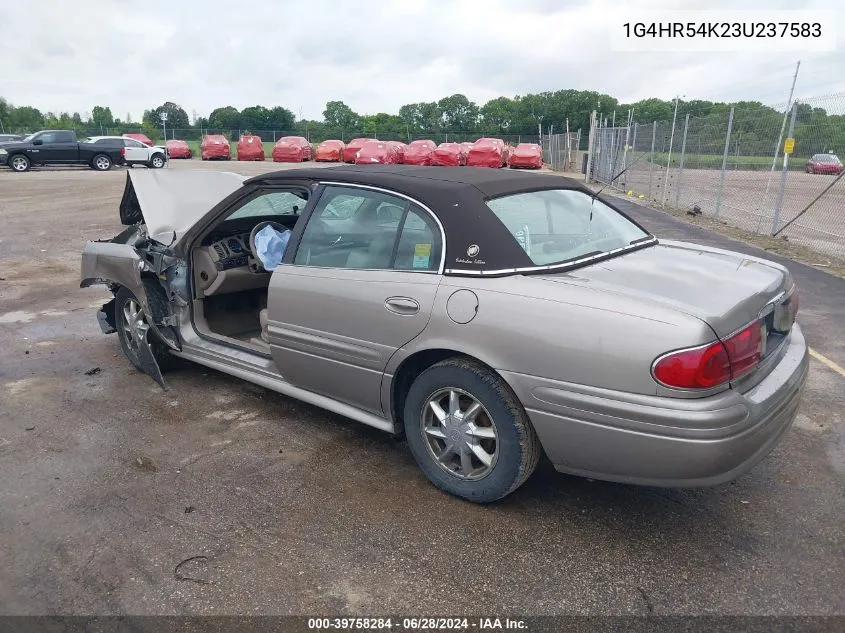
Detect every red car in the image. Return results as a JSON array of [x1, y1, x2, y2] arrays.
[[430, 142, 467, 167], [272, 136, 312, 162], [806, 153, 843, 175], [387, 141, 407, 163], [466, 138, 508, 168], [403, 139, 437, 165], [165, 139, 192, 159], [123, 133, 153, 147], [342, 138, 375, 163], [354, 140, 403, 165], [237, 134, 265, 161], [315, 140, 345, 162], [200, 135, 231, 160], [508, 143, 543, 169]]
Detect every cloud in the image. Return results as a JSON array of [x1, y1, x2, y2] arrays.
[[0, 0, 841, 122]]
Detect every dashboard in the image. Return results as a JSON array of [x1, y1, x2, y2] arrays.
[[208, 232, 254, 271]]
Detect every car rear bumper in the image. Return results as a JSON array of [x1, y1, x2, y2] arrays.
[[500, 324, 809, 487]]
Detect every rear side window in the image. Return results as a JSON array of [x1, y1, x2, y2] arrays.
[[486, 189, 649, 266]]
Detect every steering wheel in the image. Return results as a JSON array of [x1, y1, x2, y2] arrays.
[[249, 221, 288, 271]]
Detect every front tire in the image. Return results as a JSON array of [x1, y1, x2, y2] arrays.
[[92, 154, 112, 171], [149, 153, 165, 168], [403, 358, 541, 503], [115, 286, 177, 373], [9, 154, 30, 172]]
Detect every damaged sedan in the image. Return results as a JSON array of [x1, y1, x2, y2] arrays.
[[81, 166, 808, 503]]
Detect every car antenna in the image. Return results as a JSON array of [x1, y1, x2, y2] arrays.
[[589, 150, 649, 222]]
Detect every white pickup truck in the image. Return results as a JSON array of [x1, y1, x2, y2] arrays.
[[86, 135, 168, 168]]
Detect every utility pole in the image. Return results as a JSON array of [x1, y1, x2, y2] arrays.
[[662, 95, 683, 208], [764, 61, 801, 200]]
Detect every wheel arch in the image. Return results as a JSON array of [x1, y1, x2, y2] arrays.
[[387, 347, 511, 431]]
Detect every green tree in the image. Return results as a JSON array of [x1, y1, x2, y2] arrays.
[[208, 106, 240, 130], [91, 105, 114, 128], [267, 106, 295, 130], [240, 105, 271, 130], [146, 102, 190, 130], [323, 100, 358, 131], [437, 93, 479, 132]]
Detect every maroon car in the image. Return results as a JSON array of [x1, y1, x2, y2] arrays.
[[806, 153, 843, 175]]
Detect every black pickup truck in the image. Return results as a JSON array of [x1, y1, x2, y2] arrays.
[[0, 130, 126, 172]]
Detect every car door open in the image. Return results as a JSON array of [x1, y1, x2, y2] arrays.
[[266, 184, 444, 415]]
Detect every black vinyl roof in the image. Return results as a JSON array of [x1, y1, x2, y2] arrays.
[[246, 165, 611, 275]]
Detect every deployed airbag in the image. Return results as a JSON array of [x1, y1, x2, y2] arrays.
[[255, 225, 291, 271]]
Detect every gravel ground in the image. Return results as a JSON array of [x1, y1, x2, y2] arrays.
[[0, 161, 843, 617]]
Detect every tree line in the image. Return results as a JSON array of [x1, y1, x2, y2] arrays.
[[1, 91, 842, 155]]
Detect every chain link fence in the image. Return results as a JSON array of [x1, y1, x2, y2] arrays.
[[541, 131, 582, 172], [585, 93, 845, 262]]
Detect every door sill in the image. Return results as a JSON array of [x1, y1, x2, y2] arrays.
[[173, 342, 396, 435]]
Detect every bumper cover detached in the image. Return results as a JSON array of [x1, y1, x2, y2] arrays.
[[97, 298, 117, 334], [501, 324, 809, 487]]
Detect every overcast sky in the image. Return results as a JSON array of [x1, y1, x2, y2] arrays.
[[0, 0, 842, 121]]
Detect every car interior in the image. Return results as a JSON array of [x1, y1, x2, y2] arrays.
[[190, 186, 441, 354]]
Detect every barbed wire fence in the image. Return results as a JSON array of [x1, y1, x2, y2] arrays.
[[572, 93, 845, 262]]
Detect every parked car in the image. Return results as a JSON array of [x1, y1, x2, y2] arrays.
[[166, 139, 193, 159], [508, 143, 543, 169], [403, 139, 437, 165], [355, 140, 403, 165], [123, 133, 154, 147], [0, 130, 126, 172], [87, 136, 168, 168], [80, 165, 808, 503], [806, 153, 843, 175], [342, 137, 374, 163], [237, 134, 265, 161], [466, 138, 508, 168], [430, 142, 467, 167], [387, 141, 407, 163], [201, 135, 231, 160], [272, 136, 312, 162], [315, 140, 345, 162], [0, 134, 23, 143]]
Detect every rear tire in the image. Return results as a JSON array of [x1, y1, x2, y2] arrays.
[[403, 358, 541, 503], [9, 154, 30, 172], [91, 154, 112, 171]]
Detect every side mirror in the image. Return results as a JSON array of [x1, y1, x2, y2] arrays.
[[33, 139, 43, 146]]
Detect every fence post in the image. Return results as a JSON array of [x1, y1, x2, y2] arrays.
[[674, 114, 690, 208], [647, 121, 656, 200], [585, 110, 596, 182], [715, 107, 735, 218], [630, 122, 638, 181], [772, 102, 798, 234]]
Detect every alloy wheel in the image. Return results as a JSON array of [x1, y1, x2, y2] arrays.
[[421, 388, 499, 480]]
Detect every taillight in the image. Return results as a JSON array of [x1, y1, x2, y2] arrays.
[[653, 320, 764, 389], [121, 147, 126, 157], [722, 322, 762, 379], [653, 341, 732, 389]]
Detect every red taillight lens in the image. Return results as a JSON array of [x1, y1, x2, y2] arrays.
[[121, 147, 126, 157], [653, 341, 732, 389], [654, 320, 764, 389], [722, 322, 762, 379]]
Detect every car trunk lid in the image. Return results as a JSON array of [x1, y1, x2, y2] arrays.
[[535, 240, 793, 339]]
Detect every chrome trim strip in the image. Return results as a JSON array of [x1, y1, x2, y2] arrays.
[[318, 180, 447, 275], [443, 237, 659, 275]]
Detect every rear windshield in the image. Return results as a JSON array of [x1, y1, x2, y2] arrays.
[[486, 189, 650, 267], [812, 154, 840, 163]]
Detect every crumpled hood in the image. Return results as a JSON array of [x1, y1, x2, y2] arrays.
[[119, 170, 246, 243], [534, 240, 791, 337]]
